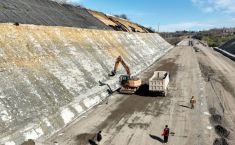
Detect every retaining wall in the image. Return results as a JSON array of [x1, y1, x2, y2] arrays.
[[0, 24, 172, 145]]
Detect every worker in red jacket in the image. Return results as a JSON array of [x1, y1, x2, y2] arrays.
[[162, 125, 170, 144]]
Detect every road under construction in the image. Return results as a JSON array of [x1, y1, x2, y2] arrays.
[[43, 39, 235, 145], [0, 1, 235, 145]]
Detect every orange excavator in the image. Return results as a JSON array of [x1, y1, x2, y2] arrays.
[[109, 56, 142, 94]]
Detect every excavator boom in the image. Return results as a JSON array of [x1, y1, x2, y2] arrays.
[[109, 56, 131, 76]]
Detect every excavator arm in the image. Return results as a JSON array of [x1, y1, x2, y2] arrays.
[[108, 56, 141, 94], [109, 56, 131, 76]]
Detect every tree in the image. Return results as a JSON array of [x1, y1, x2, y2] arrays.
[[114, 14, 129, 20], [147, 27, 156, 33]]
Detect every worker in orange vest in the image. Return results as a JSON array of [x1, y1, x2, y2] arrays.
[[190, 96, 196, 109]]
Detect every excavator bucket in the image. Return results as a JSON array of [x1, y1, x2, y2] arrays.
[[109, 56, 131, 77], [108, 71, 116, 77]]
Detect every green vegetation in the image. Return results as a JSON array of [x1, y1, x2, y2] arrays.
[[160, 28, 235, 47], [160, 31, 195, 45], [192, 29, 235, 47]]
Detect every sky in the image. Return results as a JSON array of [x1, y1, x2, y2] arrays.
[[59, 0, 235, 32]]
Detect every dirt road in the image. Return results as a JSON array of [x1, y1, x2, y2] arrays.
[[43, 40, 235, 145]]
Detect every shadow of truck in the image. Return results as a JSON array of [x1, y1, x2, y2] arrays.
[[135, 84, 166, 97]]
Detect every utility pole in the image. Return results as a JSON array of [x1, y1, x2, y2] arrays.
[[158, 22, 160, 32]]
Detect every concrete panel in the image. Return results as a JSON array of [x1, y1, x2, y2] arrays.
[[0, 24, 172, 145]]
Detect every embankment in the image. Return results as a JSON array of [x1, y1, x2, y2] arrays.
[[214, 39, 235, 61], [0, 24, 172, 145], [214, 48, 235, 61], [0, 0, 110, 29], [220, 38, 235, 54]]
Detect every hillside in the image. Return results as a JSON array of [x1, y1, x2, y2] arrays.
[[0, 0, 110, 29], [0, 0, 153, 33], [88, 10, 151, 33]]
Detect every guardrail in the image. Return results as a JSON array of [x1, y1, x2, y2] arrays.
[[213, 47, 235, 61]]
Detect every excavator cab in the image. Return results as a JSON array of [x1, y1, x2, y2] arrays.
[[119, 75, 130, 85], [120, 75, 141, 88], [109, 56, 142, 94]]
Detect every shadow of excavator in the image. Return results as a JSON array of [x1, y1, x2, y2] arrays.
[[98, 81, 114, 95], [99, 81, 122, 104]]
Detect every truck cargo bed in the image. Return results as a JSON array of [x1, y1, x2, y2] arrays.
[[149, 71, 169, 96]]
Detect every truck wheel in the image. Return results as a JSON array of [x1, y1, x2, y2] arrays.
[[134, 88, 137, 92], [162, 92, 166, 97]]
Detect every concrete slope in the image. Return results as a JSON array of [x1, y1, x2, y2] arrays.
[[0, 0, 110, 29], [0, 24, 172, 145], [220, 38, 235, 55]]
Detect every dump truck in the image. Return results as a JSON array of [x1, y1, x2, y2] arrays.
[[109, 56, 141, 94], [149, 71, 169, 96]]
